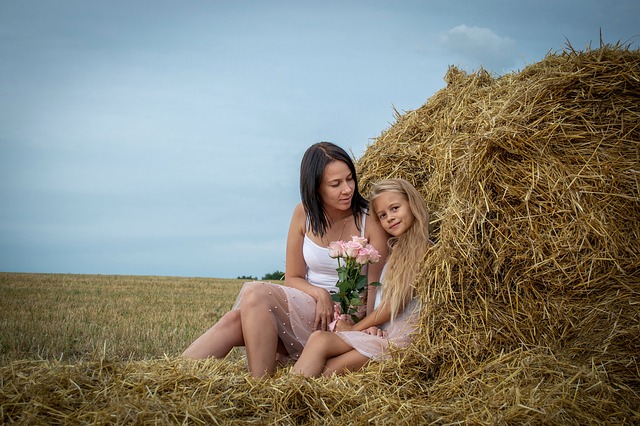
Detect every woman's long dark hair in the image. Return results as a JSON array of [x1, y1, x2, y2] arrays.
[[300, 142, 368, 237]]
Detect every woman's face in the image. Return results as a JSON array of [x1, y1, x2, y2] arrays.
[[319, 160, 355, 212], [372, 191, 415, 237]]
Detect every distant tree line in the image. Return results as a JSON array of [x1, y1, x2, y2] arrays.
[[237, 270, 285, 281]]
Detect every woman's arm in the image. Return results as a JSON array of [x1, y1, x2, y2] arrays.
[[284, 203, 335, 331], [364, 212, 389, 315]]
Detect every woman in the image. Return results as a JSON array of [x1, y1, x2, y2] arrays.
[[292, 178, 431, 377], [182, 142, 389, 378]]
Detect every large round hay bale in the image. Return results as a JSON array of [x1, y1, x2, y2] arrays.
[[358, 43, 639, 422]]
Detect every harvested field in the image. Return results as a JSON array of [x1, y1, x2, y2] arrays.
[[2, 43, 639, 424]]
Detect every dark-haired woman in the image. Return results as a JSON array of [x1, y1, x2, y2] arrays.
[[182, 142, 389, 378]]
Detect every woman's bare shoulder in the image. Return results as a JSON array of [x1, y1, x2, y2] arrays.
[[289, 202, 307, 233], [292, 202, 306, 220]]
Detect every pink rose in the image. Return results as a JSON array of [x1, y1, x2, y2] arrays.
[[355, 248, 371, 265], [328, 240, 346, 258], [351, 236, 368, 247], [355, 246, 381, 265], [365, 244, 381, 263], [344, 240, 363, 258]]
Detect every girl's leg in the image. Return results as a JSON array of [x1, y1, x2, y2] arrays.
[[181, 309, 244, 359], [322, 349, 370, 376], [239, 283, 282, 378], [292, 331, 357, 377]]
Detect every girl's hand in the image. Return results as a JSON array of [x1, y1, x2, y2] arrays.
[[363, 326, 387, 338], [313, 289, 334, 331]]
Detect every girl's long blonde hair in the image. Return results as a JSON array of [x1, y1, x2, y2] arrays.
[[371, 179, 431, 321]]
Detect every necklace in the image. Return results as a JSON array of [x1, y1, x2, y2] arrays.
[[337, 216, 348, 241], [322, 214, 350, 246]]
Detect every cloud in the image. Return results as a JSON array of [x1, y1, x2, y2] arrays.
[[439, 24, 518, 72]]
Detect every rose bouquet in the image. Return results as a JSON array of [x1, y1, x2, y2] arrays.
[[328, 235, 381, 326]]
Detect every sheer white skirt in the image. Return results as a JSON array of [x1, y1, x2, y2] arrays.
[[232, 281, 319, 360]]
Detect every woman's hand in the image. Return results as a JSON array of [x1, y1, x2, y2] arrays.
[[312, 288, 335, 331], [334, 320, 354, 332]]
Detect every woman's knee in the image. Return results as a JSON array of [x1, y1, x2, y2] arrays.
[[219, 309, 242, 328], [239, 282, 273, 310], [212, 309, 245, 347]]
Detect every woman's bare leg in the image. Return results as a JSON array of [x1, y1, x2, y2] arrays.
[[181, 309, 244, 359], [239, 283, 281, 378], [292, 331, 357, 377]]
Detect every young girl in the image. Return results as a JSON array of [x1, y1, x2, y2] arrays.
[[291, 178, 431, 377]]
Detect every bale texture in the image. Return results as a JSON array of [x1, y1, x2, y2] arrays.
[[358, 42, 640, 423]]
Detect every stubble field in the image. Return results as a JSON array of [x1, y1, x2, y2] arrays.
[[0, 272, 247, 366]]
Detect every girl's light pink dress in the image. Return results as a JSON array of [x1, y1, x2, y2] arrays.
[[335, 297, 420, 361]]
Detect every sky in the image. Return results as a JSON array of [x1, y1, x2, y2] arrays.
[[1, 1, 638, 279]]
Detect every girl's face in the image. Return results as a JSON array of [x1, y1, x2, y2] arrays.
[[319, 160, 355, 212], [372, 191, 415, 237]]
